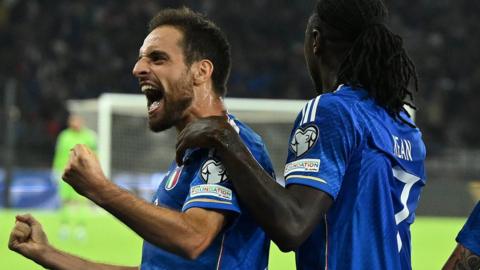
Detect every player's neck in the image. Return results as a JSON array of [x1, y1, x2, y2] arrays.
[[70, 127, 83, 133], [320, 63, 339, 93], [175, 89, 227, 133]]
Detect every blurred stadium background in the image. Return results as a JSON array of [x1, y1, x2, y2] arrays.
[[1, 0, 479, 269]]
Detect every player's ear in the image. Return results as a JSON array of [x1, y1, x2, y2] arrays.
[[312, 29, 322, 56], [192, 59, 214, 86]]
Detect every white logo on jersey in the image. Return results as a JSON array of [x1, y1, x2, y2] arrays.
[[201, 159, 228, 184], [284, 159, 320, 176], [291, 126, 318, 157], [300, 96, 321, 125], [392, 135, 413, 161], [190, 185, 233, 200]]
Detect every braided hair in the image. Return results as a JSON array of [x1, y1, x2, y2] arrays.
[[316, 0, 418, 123]]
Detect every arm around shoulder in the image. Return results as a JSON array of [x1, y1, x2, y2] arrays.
[[176, 116, 335, 252]]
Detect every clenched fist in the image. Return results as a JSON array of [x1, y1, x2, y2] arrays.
[[8, 214, 50, 261], [62, 144, 110, 200]]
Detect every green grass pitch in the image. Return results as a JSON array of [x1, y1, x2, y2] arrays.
[[0, 209, 464, 269]]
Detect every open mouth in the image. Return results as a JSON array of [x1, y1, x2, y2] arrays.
[[141, 85, 164, 114]]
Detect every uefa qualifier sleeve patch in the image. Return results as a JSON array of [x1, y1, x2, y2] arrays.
[[290, 125, 319, 157], [182, 157, 240, 214], [201, 158, 228, 184]]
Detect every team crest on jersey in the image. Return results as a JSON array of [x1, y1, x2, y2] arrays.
[[290, 125, 319, 157], [165, 166, 183, 191], [201, 158, 228, 184]]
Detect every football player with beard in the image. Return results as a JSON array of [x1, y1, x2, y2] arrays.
[[8, 8, 275, 270]]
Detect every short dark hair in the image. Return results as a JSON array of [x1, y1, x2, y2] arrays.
[[149, 7, 231, 97], [315, 0, 419, 125]]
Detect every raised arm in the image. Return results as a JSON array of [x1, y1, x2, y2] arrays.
[[62, 144, 228, 259], [176, 116, 333, 251], [8, 214, 137, 270]]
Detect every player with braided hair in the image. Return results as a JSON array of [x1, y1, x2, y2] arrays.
[[177, 0, 425, 269]]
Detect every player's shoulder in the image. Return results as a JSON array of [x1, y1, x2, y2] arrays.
[[57, 129, 69, 138], [320, 84, 367, 110], [229, 114, 274, 171], [228, 114, 263, 148], [57, 128, 76, 142], [184, 115, 266, 165], [84, 128, 97, 137], [298, 88, 359, 127]]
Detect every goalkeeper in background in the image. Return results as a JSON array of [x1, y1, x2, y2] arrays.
[[52, 114, 97, 241], [8, 7, 274, 270]]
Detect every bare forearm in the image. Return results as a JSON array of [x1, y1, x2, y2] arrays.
[[443, 244, 480, 270], [35, 245, 136, 270], [175, 117, 331, 250], [89, 183, 203, 258], [218, 142, 328, 250]]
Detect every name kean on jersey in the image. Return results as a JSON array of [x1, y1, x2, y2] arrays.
[[392, 135, 413, 161]]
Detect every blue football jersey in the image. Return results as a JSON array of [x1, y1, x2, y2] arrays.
[[284, 85, 426, 270], [457, 202, 480, 256], [140, 115, 274, 270]]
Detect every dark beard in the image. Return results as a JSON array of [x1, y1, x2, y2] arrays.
[[148, 117, 173, 132], [148, 76, 194, 133], [148, 94, 192, 132], [148, 66, 193, 132]]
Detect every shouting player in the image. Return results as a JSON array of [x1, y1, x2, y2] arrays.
[[176, 0, 425, 269], [8, 8, 274, 270]]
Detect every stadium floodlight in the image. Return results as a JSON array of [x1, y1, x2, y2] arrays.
[[68, 93, 415, 179]]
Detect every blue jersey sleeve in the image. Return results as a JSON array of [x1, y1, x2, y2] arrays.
[[182, 154, 241, 214], [284, 95, 358, 199], [457, 202, 480, 256]]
